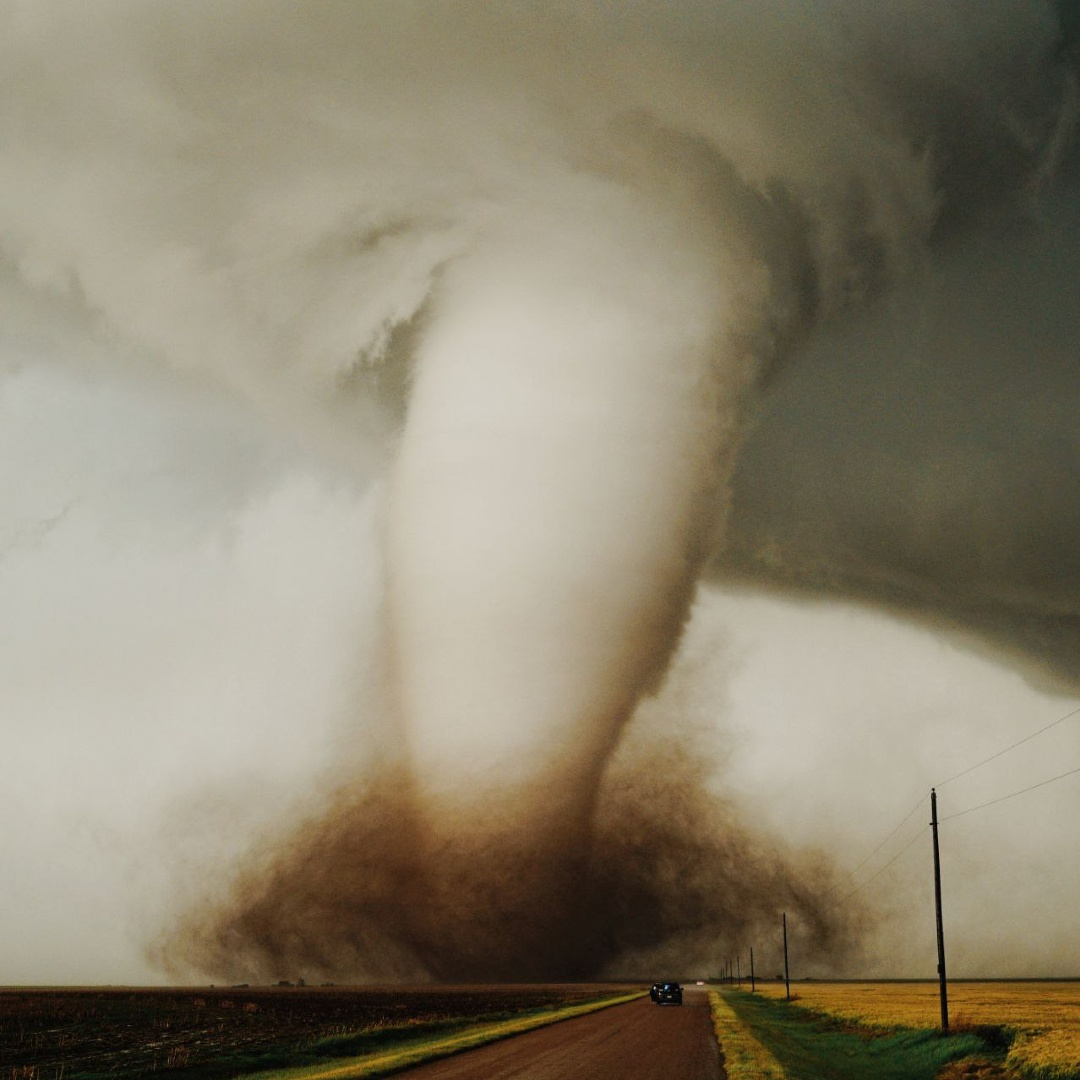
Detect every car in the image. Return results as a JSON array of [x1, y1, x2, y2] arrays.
[[654, 981, 683, 1005]]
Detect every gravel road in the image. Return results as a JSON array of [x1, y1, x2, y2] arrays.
[[395, 986, 722, 1079]]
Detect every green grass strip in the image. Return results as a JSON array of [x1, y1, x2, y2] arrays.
[[720, 989, 1005, 1080], [237, 991, 646, 1080]]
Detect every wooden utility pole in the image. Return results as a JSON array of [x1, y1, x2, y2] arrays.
[[750, 946, 756, 992], [737, 956, 741, 988], [931, 788, 950, 1031], [782, 913, 791, 1001]]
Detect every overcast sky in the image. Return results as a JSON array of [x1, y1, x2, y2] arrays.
[[2, 1, 1078, 984]]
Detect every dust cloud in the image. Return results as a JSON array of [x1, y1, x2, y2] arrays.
[[2, 1, 1077, 982], [158, 721, 862, 984]]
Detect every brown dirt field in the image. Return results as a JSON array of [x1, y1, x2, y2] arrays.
[[0, 983, 634, 1079]]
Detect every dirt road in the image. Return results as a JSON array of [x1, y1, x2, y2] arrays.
[[396, 986, 722, 1079]]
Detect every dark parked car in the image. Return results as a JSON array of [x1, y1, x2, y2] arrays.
[[654, 981, 683, 1005]]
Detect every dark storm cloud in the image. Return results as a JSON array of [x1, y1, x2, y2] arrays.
[[722, 169, 1080, 691]]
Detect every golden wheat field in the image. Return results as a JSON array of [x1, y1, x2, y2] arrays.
[[753, 980, 1080, 1077]]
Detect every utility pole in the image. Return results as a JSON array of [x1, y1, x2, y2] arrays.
[[782, 912, 791, 1001], [750, 946, 756, 992], [737, 956, 741, 988], [931, 788, 949, 1031]]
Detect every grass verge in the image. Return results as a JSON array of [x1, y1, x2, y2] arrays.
[[234, 991, 646, 1080], [720, 989, 1009, 1080], [710, 990, 787, 1079]]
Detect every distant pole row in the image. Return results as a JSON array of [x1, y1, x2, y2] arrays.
[[718, 919, 781, 996], [717, 788, 949, 1031]]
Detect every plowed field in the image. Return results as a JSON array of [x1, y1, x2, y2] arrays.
[[0, 984, 632, 1079]]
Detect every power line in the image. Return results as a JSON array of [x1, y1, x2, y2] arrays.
[[825, 704, 1080, 909], [824, 793, 928, 899], [833, 825, 929, 907], [830, 760, 1080, 902], [936, 705, 1080, 788], [941, 763, 1080, 821]]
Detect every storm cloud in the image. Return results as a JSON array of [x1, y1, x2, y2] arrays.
[[1, 0, 1077, 984]]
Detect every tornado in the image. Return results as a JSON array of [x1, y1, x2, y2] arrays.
[[383, 187, 749, 974]]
